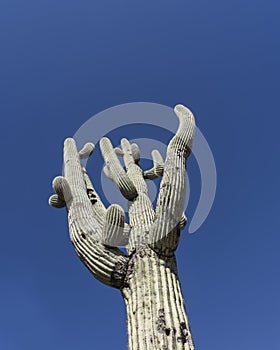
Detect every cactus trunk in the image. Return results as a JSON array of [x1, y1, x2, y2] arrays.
[[122, 247, 194, 350]]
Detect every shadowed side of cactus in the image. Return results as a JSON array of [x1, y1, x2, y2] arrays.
[[49, 104, 196, 349]]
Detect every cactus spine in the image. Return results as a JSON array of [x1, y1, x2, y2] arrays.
[[49, 104, 196, 349]]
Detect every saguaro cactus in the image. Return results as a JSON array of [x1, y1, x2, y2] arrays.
[[49, 104, 196, 349]]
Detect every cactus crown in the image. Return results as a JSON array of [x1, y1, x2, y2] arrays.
[[49, 104, 195, 286]]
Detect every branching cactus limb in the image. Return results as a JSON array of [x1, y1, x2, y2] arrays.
[[49, 139, 128, 288], [100, 137, 138, 200], [149, 105, 195, 256], [49, 104, 196, 349]]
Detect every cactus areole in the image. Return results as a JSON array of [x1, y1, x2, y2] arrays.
[[49, 104, 196, 349]]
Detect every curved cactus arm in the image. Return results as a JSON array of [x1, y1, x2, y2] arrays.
[[49, 138, 129, 288], [70, 221, 128, 288], [100, 137, 138, 201], [143, 149, 164, 180], [49, 176, 66, 208], [114, 147, 124, 156], [78, 142, 95, 159], [149, 105, 195, 253], [170, 104, 195, 155], [49, 194, 66, 208]]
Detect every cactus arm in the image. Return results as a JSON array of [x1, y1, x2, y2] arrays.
[[78, 142, 95, 159], [143, 149, 164, 180], [169, 104, 195, 155], [49, 138, 129, 288], [70, 223, 128, 288], [114, 147, 124, 156], [100, 137, 138, 200], [119, 138, 155, 250], [62, 138, 104, 239], [149, 105, 195, 254], [120, 138, 150, 198], [48, 194, 66, 208], [102, 204, 128, 247], [130, 143, 140, 164]]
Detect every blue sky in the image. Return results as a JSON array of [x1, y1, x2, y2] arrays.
[[1, 1, 279, 349]]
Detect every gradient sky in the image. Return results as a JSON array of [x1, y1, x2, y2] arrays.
[[1, 1, 279, 349]]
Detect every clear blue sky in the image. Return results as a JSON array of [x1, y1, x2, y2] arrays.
[[1, 1, 279, 349]]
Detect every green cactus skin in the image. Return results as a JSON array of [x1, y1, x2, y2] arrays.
[[49, 104, 196, 349]]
